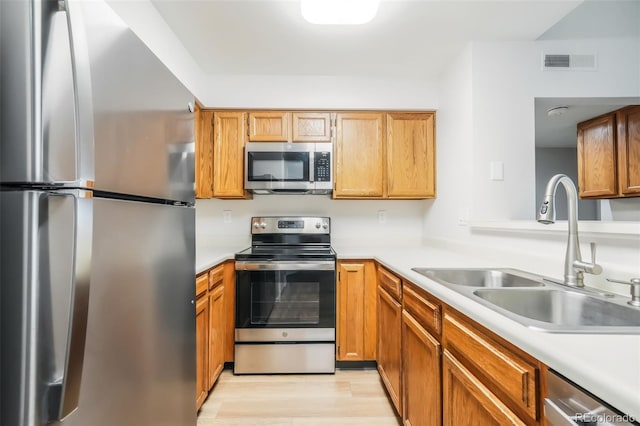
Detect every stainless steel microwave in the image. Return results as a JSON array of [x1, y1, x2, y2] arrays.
[[245, 142, 333, 194]]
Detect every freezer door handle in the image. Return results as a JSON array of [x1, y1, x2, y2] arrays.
[[62, 0, 95, 187], [46, 190, 93, 421]]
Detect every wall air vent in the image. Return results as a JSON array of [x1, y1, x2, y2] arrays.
[[542, 53, 597, 71]]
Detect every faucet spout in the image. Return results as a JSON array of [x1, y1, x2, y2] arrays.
[[537, 174, 602, 287]]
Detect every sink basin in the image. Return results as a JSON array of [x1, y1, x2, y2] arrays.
[[473, 289, 640, 333], [411, 268, 545, 288]]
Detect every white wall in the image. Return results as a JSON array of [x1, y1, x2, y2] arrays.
[[422, 44, 473, 242], [196, 196, 427, 251], [424, 37, 640, 293], [470, 37, 640, 222], [195, 74, 440, 110], [106, 0, 205, 98]]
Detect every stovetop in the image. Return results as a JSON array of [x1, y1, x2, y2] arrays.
[[235, 245, 336, 261], [236, 216, 336, 261]]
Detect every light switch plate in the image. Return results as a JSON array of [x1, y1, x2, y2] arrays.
[[490, 161, 504, 181], [377, 210, 387, 224], [223, 210, 232, 224]]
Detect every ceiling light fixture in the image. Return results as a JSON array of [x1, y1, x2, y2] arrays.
[[547, 106, 569, 117], [301, 0, 380, 25]]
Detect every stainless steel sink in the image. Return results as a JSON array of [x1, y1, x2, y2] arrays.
[[472, 288, 640, 333], [411, 268, 545, 288]]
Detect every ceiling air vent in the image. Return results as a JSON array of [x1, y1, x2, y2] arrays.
[[543, 53, 597, 71]]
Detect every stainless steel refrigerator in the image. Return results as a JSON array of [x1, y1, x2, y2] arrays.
[[1, 0, 197, 425]]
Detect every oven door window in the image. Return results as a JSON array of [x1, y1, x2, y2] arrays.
[[247, 152, 309, 182], [236, 269, 335, 328], [252, 278, 319, 325]]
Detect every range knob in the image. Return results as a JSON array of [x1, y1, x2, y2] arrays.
[[322, 223, 328, 230], [253, 222, 260, 229], [260, 222, 267, 229], [315, 222, 321, 229]]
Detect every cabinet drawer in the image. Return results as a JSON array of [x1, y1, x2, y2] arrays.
[[209, 264, 224, 290], [443, 312, 538, 420], [196, 273, 208, 298], [403, 282, 441, 337], [378, 266, 401, 301]]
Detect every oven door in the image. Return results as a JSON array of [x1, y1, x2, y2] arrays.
[[235, 261, 336, 338]]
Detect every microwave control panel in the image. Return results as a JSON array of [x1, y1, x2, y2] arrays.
[[314, 152, 331, 182]]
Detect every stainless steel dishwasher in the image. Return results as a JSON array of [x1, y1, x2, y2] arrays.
[[545, 370, 639, 425]]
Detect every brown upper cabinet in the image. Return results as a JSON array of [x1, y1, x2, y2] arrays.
[[334, 112, 436, 199], [334, 112, 386, 198], [616, 105, 640, 196], [387, 113, 436, 198], [577, 113, 618, 198], [195, 109, 436, 199], [213, 111, 251, 199], [248, 111, 291, 142], [194, 104, 213, 198], [292, 112, 332, 142], [248, 111, 332, 142], [577, 105, 640, 199]]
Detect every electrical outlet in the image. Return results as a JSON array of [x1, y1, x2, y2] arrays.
[[223, 210, 232, 224], [457, 208, 469, 226], [377, 210, 387, 224]]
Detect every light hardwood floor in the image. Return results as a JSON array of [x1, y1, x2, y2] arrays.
[[197, 369, 402, 425]]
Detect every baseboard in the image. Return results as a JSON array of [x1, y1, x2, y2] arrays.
[[336, 360, 377, 370]]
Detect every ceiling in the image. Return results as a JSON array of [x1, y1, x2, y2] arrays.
[[151, 0, 581, 79], [535, 97, 640, 148]]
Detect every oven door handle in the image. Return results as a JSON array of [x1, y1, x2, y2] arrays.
[[235, 261, 336, 271]]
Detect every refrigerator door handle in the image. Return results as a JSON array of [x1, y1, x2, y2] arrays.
[[61, 0, 95, 187], [46, 189, 93, 421]]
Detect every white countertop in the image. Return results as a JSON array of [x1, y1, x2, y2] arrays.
[[196, 244, 640, 420], [195, 247, 239, 274]]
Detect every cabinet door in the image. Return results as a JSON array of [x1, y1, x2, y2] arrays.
[[402, 311, 441, 426], [195, 295, 209, 410], [292, 112, 332, 142], [617, 106, 640, 196], [208, 284, 225, 389], [387, 113, 436, 199], [195, 105, 213, 198], [213, 112, 249, 198], [248, 111, 290, 141], [443, 351, 525, 426], [334, 113, 385, 198], [223, 261, 236, 363], [577, 113, 618, 198], [378, 285, 402, 415], [337, 261, 377, 361]]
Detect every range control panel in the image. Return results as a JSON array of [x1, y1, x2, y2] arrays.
[[251, 216, 330, 234]]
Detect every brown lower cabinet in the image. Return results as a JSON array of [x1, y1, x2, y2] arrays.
[[195, 294, 209, 410], [336, 260, 377, 361], [377, 280, 403, 414], [442, 351, 525, 426], [196, 260, 234, 411], [402, 311, 441, 426], [374, 264, 544, 426]]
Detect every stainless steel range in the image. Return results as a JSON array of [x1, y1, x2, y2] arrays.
[[234, 216, 336, 374]]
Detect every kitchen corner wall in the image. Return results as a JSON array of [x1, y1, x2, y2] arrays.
[[196, 197, 429, 251]]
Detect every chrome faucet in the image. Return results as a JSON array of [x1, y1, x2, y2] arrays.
[[537, 174, 602, 287]]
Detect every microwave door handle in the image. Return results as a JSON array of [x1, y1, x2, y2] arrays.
[[309, 151, 314, 183]]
